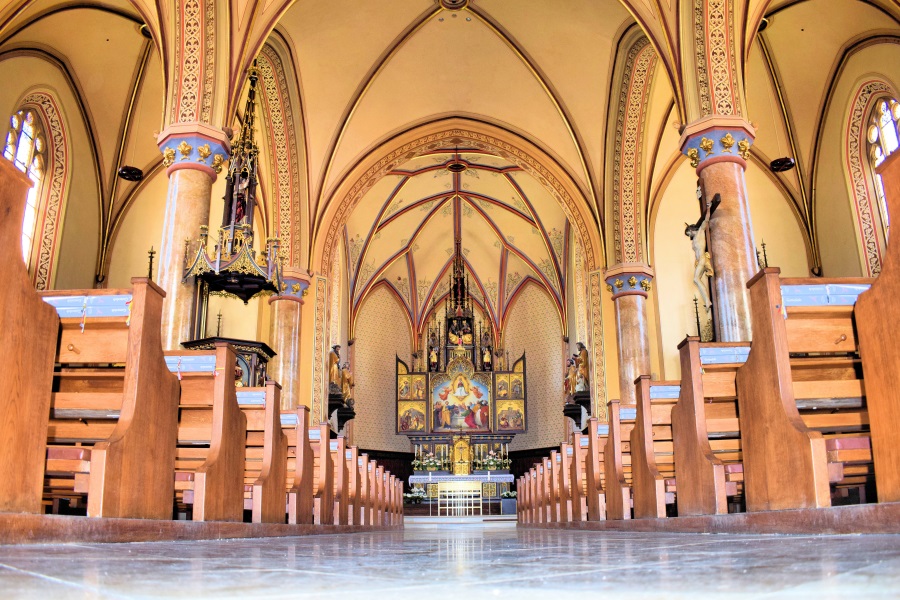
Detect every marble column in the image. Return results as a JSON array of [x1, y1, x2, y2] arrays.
[[605, 264, 653, 407], [268, 269, 310, 410], [680, 117, 757, 342], [156, 124, 230, 350]]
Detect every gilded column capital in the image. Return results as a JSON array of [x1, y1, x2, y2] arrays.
[[603, 263, 654, 299], [679, 116, 755, 173], [269, 267, 311, 306], [157, 122, 231, 181]]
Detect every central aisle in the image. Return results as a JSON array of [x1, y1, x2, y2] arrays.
[[1, 523, 899, 598]]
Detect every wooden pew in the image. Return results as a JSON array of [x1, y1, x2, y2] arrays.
[[584, 418, 608, 521], [310, 424, 334, 525], [539, 458, 551, 523], [736, 269, 870, 511], [556, 442, 574, 522], [569, 432, 588, 522], [168, 343, 247, 522], [630, 376, 679, 519], [670, 338, 742, 516], [245, 382, 287, 524], [374, 464, 385, 525], [42, 278, 180, 519], [346, 446, 360, 525], [0, 159, 59, 514], [547, 450, 561, 523], [331, 436, 349, 525], [282, 406, 314, 525], [856, 150, 900, 502], [357, 453, 371, 526], [603, 400, 635, 520], [525, 468, 535, 523], [517, 473, 527, 523]]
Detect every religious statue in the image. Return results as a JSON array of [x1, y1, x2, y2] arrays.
[[481, 330, 493, 370], [564, 358, 577, 398], [340, 362, 354, 402], [575, 342, 589, 392], [685, 190, 719, 312], [328, 345, 341, 394], [482, 346, 492, 370], [429, 345, 438, 372]]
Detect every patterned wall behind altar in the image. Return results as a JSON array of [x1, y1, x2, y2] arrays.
[[504, 282, 564, 451], [354, 286, 412, 452]]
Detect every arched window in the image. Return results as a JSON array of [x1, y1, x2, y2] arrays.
[[3, 109, 46, 266], [867, 97, 900, 238]]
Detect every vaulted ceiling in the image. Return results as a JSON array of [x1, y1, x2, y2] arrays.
[[0, 0, 898, 287], [345, 150, 568, 336]]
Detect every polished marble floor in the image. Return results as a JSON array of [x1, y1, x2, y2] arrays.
[[1, 521, 899, 599]]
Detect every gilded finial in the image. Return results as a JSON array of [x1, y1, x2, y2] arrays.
[[699, 137, 714, 156], [177, 140, 192, 160], [687, 148, 700, 168], [162, 147, 176, 167]]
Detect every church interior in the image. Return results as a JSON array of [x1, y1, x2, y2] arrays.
[[2, 0, 900, 596]]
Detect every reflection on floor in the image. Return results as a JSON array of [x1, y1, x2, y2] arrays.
[[1, 522, 899, 599]]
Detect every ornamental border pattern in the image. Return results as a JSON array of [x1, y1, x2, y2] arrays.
[[613, 37, 657, 264], [706, 0, 737, 116], [22, 92, 69, 291], [694, 0, 713, 116], [169, 2, 182, 124], [846, 80, 893, 276], [323, 129, 597, 277], [574, 235, 587, 345], [258, 45, 301, 266], [589, 271, 608, 422], [174, 0, 202, 123], [312, 276, 328, 421], [329, 247, 341, 347], [201, 0, 214, 123]]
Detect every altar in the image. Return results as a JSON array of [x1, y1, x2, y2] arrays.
[[408, 472, 515, 516], [398, 231, 523, 516]]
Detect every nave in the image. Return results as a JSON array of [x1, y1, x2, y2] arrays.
[[2, 523, 900, 599]]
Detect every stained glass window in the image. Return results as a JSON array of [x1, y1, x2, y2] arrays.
[[867, 98, 900, 238], [3, 110, 45, 266]]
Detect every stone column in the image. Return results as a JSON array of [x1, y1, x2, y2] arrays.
[[680, 117, 757, 342], [268, 268, 310, 410], [156, 123, 230, 350], [605, 264, 653, 407]]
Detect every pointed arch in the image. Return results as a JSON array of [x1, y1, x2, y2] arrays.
[[844, 78, 898, 275], [7, 89, 72, 290]]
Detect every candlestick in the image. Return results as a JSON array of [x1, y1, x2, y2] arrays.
[[147, 246, 156, 279]]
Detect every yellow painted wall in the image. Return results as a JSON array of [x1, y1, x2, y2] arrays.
[[817, 44, 900, 277], [504, 282, 564, 451], [0, 56, 100, 290], [353, 285, 413, 452]]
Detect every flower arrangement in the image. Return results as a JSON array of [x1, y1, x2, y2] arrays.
[[403, 487, 427, 504], [501, 490, 517, 499], [412, 451, 441, 471], [481, 450, 510, 471]]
